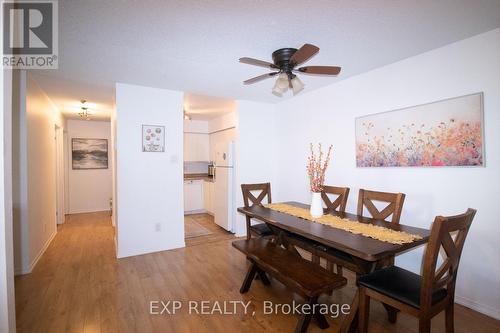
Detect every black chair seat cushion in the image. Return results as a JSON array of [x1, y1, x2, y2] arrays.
[[249, 222, 273, 236], [357, 266, 447, 309]]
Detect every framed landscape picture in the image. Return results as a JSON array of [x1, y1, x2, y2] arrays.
[[72, 138, 109, 170], [142, 125, 165, 152], [355, 93, 484, 167]]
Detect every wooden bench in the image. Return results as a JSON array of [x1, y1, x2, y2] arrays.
[[232, 238, 347, 333]]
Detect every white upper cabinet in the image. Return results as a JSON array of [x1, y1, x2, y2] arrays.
[[184, 120, 210, 162], [184, 133, 209, 162]]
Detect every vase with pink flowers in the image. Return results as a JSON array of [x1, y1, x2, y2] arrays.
[[307, 143, 333, 218]]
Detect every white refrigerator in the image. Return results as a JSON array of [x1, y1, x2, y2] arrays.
[[214, 141, 235, 232]]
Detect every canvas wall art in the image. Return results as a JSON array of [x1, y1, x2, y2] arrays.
[[142, 125, 165, 152], [72, 138, 109, 169], [355, 93, 484, 167]]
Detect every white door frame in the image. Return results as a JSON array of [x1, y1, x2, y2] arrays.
[[54, 125, 65, 224]]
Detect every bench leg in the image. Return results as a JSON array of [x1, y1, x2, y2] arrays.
[[315, 312, 329, 330], [256, 268, 270, 286], [295, 296, 329, 333], [295, 311, 313, 333], [240, 262, 258, 294]]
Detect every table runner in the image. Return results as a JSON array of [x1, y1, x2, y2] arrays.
[[265, 203, 422, 244]]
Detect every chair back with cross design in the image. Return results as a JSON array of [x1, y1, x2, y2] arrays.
[[241, 183, 272, 208], [357, 189, 406, 224], [420, 208, 476, 311], [241, 183, 273, 239], [321, 185, 350, 214]]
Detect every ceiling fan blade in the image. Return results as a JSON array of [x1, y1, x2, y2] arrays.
[[239, 57, 278, 69], [297, 66, 341, 75], [289, 44, 319, 66], [243, 72, 279, 85]]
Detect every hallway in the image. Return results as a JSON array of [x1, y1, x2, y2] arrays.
[[14, 213, 500, 333], [15, 212, 116, 333]]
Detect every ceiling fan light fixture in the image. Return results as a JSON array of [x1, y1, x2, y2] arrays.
[[273, 82, 286, 96], [276, 72, 289, 90], [272, 85, 283, 97], [272, 76, 288, 97], [291, 76, 305, 95], [239, 43, 341, 97], [271, 89, 283, 98]]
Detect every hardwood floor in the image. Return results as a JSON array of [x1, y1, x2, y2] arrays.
[[15, 212, 500, 333], [184, 213, 235, 247]]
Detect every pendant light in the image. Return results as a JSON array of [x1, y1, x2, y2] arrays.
[[78, 100, 91, 120]]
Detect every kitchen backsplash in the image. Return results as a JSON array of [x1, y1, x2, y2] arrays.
[[184, 161, 209, 174]]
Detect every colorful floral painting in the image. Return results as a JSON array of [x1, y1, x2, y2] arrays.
[[355, 93, 484, 167], [142, 125, 165, 152]]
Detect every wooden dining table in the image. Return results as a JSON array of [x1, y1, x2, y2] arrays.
[[237, 201, 431, 333]]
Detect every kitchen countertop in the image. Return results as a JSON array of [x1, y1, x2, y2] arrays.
[[184, 173, 214, 182]]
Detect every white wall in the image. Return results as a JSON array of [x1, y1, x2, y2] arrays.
[[12, 72, 64, 275], [1, 67, 16, 333], [272, 29, 500, 318], [66, 120, 112, 214], [12, 70, 28, 276], [115, 83, 184, 258], [111, 100, 117, 229], [234, 101, 277, 236]]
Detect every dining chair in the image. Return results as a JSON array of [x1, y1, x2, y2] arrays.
[[321, 185, 350, 215], [241, 183, 274, 240], [357, 208, 476, 333], [357, 189, 406, 224], [320, 185, 350, 275]]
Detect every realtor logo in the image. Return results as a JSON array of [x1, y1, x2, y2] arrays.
[[2, 0, 58, 69]]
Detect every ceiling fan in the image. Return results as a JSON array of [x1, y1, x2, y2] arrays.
[[239, 43, 341, 97]]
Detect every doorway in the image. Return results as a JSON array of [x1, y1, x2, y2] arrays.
[[54, 125, 64, 225]]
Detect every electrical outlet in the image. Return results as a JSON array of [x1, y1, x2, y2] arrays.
[[155, 223, 161, 232]]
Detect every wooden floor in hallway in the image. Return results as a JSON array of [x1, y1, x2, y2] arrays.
[[184, 213, 235, 247], [15, 211, 500, 333]]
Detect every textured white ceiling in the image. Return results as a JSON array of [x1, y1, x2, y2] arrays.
[[31, 0, 500, 120], [184, 93, 236, 120]]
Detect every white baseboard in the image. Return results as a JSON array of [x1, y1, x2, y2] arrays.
[[69, 208, 111, 214], [14, 266, 27, 275], [184, 209, 207, 215], [455, 295, 500, 320], [116, 240, 186, 259], [15, 229, 57, 275]]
